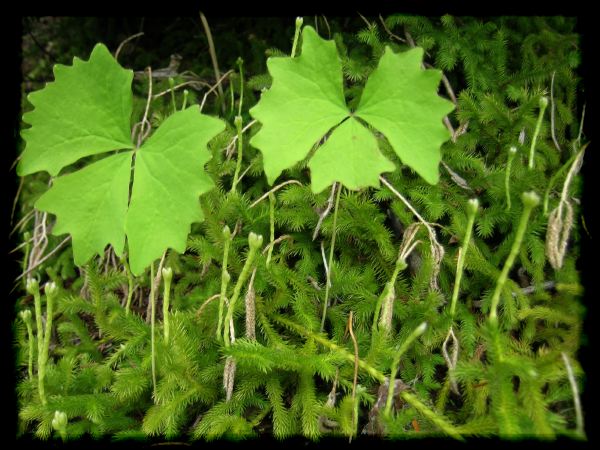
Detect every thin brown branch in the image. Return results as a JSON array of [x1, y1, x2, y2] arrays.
[[16, 236, 71, 282], [199, 12, 225, 114], [249, 180, 303, 208], [11, 209, 35, 236], [357, 12, 373, 28], [153, 80, 211, 99], [261, 235, 292, 255], [199, 70, 233, 112], [195, 294, 221, 319], [136, 67, 153, 148], [11, 177, 24, 226], [115, 32, 144, 61], [313, 182, 337, 241], [378, 15, 405, 42]]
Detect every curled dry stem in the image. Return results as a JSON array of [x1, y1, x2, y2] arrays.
[[442, 326, 459, 394], [114, 32, 144, 61], [249, 180, 302, 208], [313, 182, 337, 240], [379, 176, 445, 291], [546, 146, 585, 269]]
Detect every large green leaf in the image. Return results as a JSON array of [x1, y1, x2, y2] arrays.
[[355, 47, 455, 184], [249, 26, 348, 185], [21, 44, 225, 275], [125, 107, 224, 275], [35, 152, 132, 267], [249, 26, 454, 192], [308, 118, 395, 193], [18, 43, 133, 177]]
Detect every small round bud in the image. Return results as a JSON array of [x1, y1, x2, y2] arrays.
[[234, 115, 243, 130], [248, 232, 264, 250], [45, 281, 58, 299], [161, 267, 173, 283], [539, 96, 548, 109], [19, 309, 32, 322], [396, 259, 408, 272], [168, 77, 175, 88], [416, 322, 428, 335], [222, 270, 231, 283], [508, 146, 517, 155], [236, 57, 244, 67], [222, 225, 231, 240], [25, 278, 39, 296], [467, 198, 480, 216], [51, 410, 68, 431], [521, 191, 540, 208], [295, 17, 304, 28], [183, 89, 189, 96]]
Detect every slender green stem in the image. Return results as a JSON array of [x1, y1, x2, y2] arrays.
[[449, 199, 479, 318], [236, 58, 244, 117], [28, 279, 46, 405], [320, 184, 342, 332], [489, 192, 539, 323], [372, 248, 408, 333], [230, 116, 244, 192], [123, 257, 134, 315], [266, 192, 275, 267], [223, 232, 263, 346], [22, 232, 31, 286], [273, 314, 386, 383], [543, 145, 587, 216], [217, 225, 232, 341], [181, 89, 189, 110], [384, 322, 427, 416], [400, 391, 464, 440], [561, 352, 585, 438], [150, 263, 157, 397], [168, 77, 177, 113], [504, 147, 517, 211], [19, 310, 34, 379], [528, 97, 548, 170], [162, 267, 173, 343], [291, 17, 303, 58], [42, 283, 56, 380]]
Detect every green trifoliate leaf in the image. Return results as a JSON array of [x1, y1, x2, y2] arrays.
[[35, 152, 132, 266], [125, 107, 224, 275], [22, 43, 225, 275], [250, 26, 454, 192], [249, 26, 348, 185], [18, 43, 133, 176], [308, 117, 395, 193], [355, 47, 455, 184]]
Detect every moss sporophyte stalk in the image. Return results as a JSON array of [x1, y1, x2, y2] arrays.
[[15, 16, 586, 441]]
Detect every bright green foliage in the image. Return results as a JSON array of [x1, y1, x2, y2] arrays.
[[18, 44, 133, 177], [18, 44, 225, 274], [249, 26, 348, 187], [308, 117, 395, 193], [356, 47, 454, 184], [250, 25, 454, 192], [124, 108, 224, 274], [36, 153, 132, 271], [15, 16, 586, 443]]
